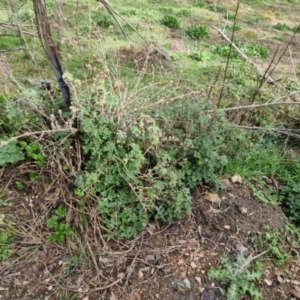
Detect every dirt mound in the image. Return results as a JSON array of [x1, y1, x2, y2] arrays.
[[1, 180, 293, 300]]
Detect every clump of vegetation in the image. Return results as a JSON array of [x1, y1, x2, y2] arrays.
[[120, 8, 137, 16], [47, 206, 72, 242], [185, 24, 209, 39], [247, 16, 261, 25], [273, 35, 285, 42], [224, 12, 236, 20], [92, 12, 115, 28], [17, 9, 34, 21], [225, 23, 242, 32], [207, 3, 226, 13], [251, 225, 291, 266], [248, 179, 282, 205], [0, 141, 25, 166], [70, 77, 233, 237], [208, 256, 263, 300], [0, 233, 12, 261], [188, 49, 210, 61], [175, 9, 192, 18], [192, 0, 206, 7], [161, 15, 180, 29], [212, 40, 268, 59], [280, 182, 300, 222], [274, 23, 292, 31], [293, 24, 300, 33], [158, 7, 174, 14]]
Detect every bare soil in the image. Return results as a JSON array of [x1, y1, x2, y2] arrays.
[[1, 179, 299, 300]]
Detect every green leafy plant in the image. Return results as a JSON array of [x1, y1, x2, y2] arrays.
[[188, 49, 210, 61], [73, 80, 233, 238], [17, 9, 34, 21], [92, 12, 115, 28], [161, 15, 180, 29], [0, 141, 25, 166], [224, 12, 236, 21], [18, 141, 45, 168], [280, 182, 300, 222], [0, 191, 12, 207], [29, 172, 38, 181], [274, 23, 292, 31], [47, 206, 72, 242], [208, 255, 263, 300], [0, 140, 44, 168], [158, 7, 174, 14], [273, 35, 285, 42], [192, 0, 206, 7], [207, 3, 226, 13], [185, 24, 209, 39], [225, 23, 242, 32], [212, 40, 268, 59], [247, 16, 261, 25], [15, 181, 24, 190], [0, 232, 12, 261], [248, 179, 282, 205], [120, 8, 137, 16], [251, 225, 291, 266]]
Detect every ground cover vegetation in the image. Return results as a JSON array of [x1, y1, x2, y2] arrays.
[[0, 0, 300, 298]]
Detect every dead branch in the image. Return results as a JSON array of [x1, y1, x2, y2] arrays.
[[235, 125, 300, 138], [213, 25, 276, 84], [206, 93, 300, 112], [0, 22, 35, 36], [0, 128, 78, 148]]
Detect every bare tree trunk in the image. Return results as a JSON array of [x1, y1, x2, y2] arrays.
[[32, 0, 71, 108]]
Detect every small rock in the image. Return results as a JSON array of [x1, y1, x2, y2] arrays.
[[183, 278, 191, 289], [195, 277, 202, 285], [190, 262, 197, 269], [230, 174, 242, 183], [138, 269, 143, 279], [146, 255, 155, 261], [277, 275, 283, 283], [240, 207, 248, 214], [264, 279, 272, 286], [204, 192, 221, 204]]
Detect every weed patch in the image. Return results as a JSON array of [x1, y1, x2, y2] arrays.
[[208, 255, 263, 300], [280, 182, 300, 222], [71, 79, 234, 237], [161, 15, 180, 29], [47, 206, 73, 242], [185, 25, 209, 39], [0, 232, 12, 261], [252, 225, 292, 266]]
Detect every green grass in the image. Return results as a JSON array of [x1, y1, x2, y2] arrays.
[[224, 138, 300, 183]]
